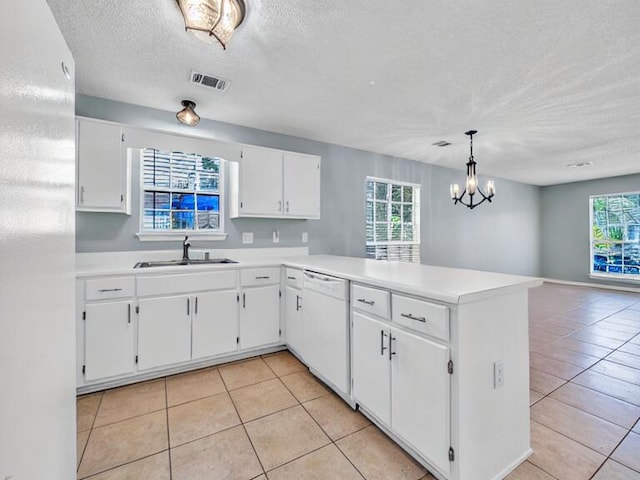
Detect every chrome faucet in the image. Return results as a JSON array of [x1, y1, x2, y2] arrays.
[[182, 235, 191, 261]]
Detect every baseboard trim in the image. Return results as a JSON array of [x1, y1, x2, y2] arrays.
[[542, 277, 640, 294]]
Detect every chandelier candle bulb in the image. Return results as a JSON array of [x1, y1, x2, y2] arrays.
[[487, 180, 495, 196], [450, 184, 460, 199]]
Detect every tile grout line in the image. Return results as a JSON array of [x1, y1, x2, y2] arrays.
[[77, 392, 104, 477], [163, 378, 172, 480], [219, 362, 269, 478]]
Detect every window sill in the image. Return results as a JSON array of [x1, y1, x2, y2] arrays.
[[136, 232, 228, 242], [589, 273, 640, 284]]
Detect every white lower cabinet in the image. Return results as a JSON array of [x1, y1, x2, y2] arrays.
[[239, 284, 280, 349], [352, 311, 391, 424], [137, 295, 192, 370], [284, 285, 304, 359], [352, 288, 451, 478], [391, 328, 450, 475], [192, 290, 238, 359], [84, 301, 135, 381]]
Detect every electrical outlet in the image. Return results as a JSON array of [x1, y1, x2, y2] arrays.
[[302, 232, 308, 243], [242, 232, 253, 244], [494, 360, 504, 389], [273, 230, 280, 243]]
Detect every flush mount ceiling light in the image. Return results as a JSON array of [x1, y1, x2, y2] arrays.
[[176, 0, 246, 49], [450, 130, 495, 210], [176, 100, 200, 126]]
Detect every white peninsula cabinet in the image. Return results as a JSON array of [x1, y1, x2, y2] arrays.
[[352, 285, 450, 475], [76, 117, 131, 214], [229, 145, 321, 219]]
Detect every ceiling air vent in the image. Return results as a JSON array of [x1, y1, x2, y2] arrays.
[[432, 140, 451, 147], [190, 71, 231, 92]]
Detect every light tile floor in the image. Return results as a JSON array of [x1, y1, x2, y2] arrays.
[[77, 283, 640, 480]]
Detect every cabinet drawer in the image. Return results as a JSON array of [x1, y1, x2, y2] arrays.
[[285, 268, 303, 290], [240, 267, 281, 287], [137, 270, 237, 297], [352, 284, 390, 319], [392, 294, 449, 341], [86, 277, 135, 301]]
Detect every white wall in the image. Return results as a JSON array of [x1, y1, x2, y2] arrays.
[[0, 1, 77, 478]]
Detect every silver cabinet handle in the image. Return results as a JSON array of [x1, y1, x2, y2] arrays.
[[195, 296, 198, 315], [278, 200, 282, 211], [242, 293, 246, 308], [296, 294, 302, 311], [80, 186, 85, 204], [389, 335, 397, 360], [401, 313, 427, 323], [287, 276, 296, 280], [357, 298, 375, 306], [187, 298, 190, 315], [380, 330, 388, 355], [127, 304, 131, 324], [98, 288, 123, 293], [286, 200, 290, 212], [255, 276, 270, 280]]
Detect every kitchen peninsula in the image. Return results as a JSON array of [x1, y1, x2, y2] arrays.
[[76, 253, 541, 480]]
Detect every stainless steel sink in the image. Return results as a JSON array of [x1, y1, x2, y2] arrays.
[[134, 258, 238, 268]]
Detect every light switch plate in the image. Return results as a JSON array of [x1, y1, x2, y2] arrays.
[[242, 232, 253, 244], [273, 230, 280, 243], [302, 232, 308, 243]]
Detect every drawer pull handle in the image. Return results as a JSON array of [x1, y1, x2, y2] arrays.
[[287, 276, 297, 280], [255, 276, 270, 280], [127, 304, 131, 324], [401, 313, 427, 323], [357, 298, 375, 306], [98, 288, 123, 293], [380, 330, 388, 355]]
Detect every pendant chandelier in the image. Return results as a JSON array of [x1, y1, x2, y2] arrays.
[[450, 130, 495, 209], [176, 0, 246, 49]]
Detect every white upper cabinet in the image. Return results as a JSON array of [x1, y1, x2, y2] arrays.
[[230, 145, 321, 219], [283, 152, 321, 218], [76, 117, 131, 214]]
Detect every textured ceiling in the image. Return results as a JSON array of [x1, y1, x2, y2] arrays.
[[46, 0, 640, 186]]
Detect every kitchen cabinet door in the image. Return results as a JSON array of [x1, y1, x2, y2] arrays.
[[76, 118, 129, 213], [84, 301, 135, 381], [238, 145, 283, 216], [283, 152, 321, 218], [138, 295, 192, 370], [285, 286, 305, 360], [240, 284, 281, 350], [192, 290, 238, 359], [391, 327, 450, 475], [352, 311, 391, 425]]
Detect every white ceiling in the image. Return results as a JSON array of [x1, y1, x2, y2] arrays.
[[46, 0, 640, 186]]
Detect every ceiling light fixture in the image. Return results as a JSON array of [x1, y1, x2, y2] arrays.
[[450, 130, 495, 209], [176, 100, 200, 126], [176, 0, 246, 49]]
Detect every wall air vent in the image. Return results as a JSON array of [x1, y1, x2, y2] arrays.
[[432, 140, 451, 147], [190, 71, 231, 92]]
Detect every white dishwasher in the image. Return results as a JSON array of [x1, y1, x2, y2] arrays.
[[303, 270, 350, 397]]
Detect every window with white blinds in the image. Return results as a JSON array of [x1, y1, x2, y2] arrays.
[[365, 177, 421, 263], [140, 148, 223, 234]]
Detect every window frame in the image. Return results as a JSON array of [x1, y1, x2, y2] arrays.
[[365, 176, 421, 262], [136, 147, 227, 241], [589, 191, 640, 281]]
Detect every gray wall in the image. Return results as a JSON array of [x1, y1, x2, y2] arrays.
[[540, 173, 640, 286], [76, 95, 542, 276]]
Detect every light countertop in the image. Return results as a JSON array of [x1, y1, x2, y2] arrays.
[[77, 250, 541, 305]]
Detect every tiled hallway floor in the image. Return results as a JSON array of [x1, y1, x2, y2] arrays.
[[77, 283, 640, 480]]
